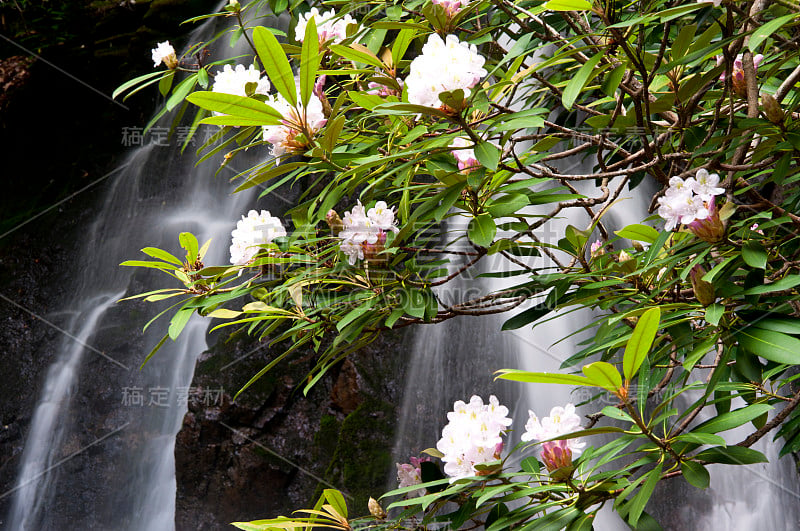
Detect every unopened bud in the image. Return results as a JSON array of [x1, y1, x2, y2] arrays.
[[227, 0, 240, 10], [690, 265, 715, 307], [326, 210, 344, 235], [368, 497, 386, 519], [761, 93, 784, 124]]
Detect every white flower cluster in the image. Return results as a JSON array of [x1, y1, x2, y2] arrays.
[[522, 403, 585, 455], [657, 169, 724, 231], [229, 210, 287, 266], [338, 201, 398, 265], [406, 34, 487, 108], [212, 64, 271, 97], [395, 456, 428, 497], [294, 8, 356, 45], [151, 41, 177, 69], [261, 91, 327, 157], [436, 395, 512, 481]]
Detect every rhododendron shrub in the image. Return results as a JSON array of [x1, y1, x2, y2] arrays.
[[118, 0, 800, 528]]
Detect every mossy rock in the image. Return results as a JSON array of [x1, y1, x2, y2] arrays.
[[319, 398, 397, 513]]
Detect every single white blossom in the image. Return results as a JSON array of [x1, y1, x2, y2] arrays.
[[229, 210, 287, 265], [294, 8, 356, 45], [405, 34, 487, 108], [151, 41, 177, 69], [212, 64, 271, 98], [692, 169, 725, 202]]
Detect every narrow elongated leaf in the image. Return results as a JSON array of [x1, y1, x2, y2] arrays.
[[742, 274, 800, 295], [169, 308, 193, 340], [749, 14, 798, 52], [113, 70, 165, 99], [681, 460, 710, 489], [300, 17, 320, 107], [628, 462, 662, 527], [615, 224, 660, 244], [187, 92, 282, 123], [694, 445, 767, 465], [500, 303, 551, 330], [694, 404, 773, 434], [582, 361, 623, 393], [141, 247, 182, 265], [563, 53, 603, 110], [737, 327, 800, 364], [253, 26, 296, 106], [329, 43, 384, 69], [544, 0, 593, 10], [494, 369, 593, 386], [623, 307, 661, 380]]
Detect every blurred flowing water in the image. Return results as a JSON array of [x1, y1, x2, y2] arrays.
[[391, 164, 800, 529], [4, 6, 292, 529]]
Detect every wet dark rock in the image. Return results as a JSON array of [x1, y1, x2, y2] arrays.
[[174, 331, 411, 530]]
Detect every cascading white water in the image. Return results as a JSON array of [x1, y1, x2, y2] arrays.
[[4, 7, 292, 529]]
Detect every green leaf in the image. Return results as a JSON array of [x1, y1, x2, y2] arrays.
[[329, 43, 384, 69], [166, 74, 198, 111], [187, 92, 282, 124], [742, 275, 800, 295], [749, 14, 798, 53], [737, 327, 800, 364], [752, 316, 800, 335], [322, 489, 348, 519], [494, 369, 593, 386], [168, 308, 193, 340], [623, 307, 661, 380], [615, 224, 660, 244], [207, 308, 243, 319], [694, 404, 773, 434], [742, 242, 767, 269], [693, 445, 767, 465], [487, 193, 529, 217], [500, 303, 551, 330], [158, 70, 174, 97], [299, 17, 320, 107], [680, 460, 709, 489], [628, 462, 662, 527], [673, 432, 726, 446], [253, 26, 296, 107], [704, 303, 724, 326], [468, 213, 496, 247], [113, 70, 165, 100], [179, 232, 199, 262], [562, 53, 603, 110], [544, 0, 593, 10], [602, 64, 626, 97], [582, 361, 623, 394], [373, 102, 449, 118], [141, 247, 183, 266], [474, 142, 501, 171]]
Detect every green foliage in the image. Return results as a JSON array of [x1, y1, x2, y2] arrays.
[[116, 0, 800, 528]]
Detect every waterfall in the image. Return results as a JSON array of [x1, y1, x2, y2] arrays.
[[4, 7, 291, 529], [391, 167, 800, 528]]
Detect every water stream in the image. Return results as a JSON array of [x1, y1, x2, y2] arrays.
[[4, 9, 292, 529]]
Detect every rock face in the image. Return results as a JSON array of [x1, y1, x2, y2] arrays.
[[174, 331, 411, 530]]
